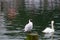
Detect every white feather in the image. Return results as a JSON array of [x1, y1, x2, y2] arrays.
[[24, 19, 33, 32], [42, 20, 54, 33]]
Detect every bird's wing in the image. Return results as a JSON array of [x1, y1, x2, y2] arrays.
[[42, 27, 51, 33], [49, 29, 54, 33], [24, 23, 32, 32]]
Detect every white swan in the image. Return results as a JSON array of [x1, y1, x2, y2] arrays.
[[42, 20, 54, 33], [24, 19, 33, 32]]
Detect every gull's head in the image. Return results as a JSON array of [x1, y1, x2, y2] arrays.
[[29, 19, 32, 22]]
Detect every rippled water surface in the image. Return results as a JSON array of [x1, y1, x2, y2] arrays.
[[0, 12, 60, 40]]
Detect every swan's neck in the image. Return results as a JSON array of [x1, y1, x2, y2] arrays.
[[51, 23, 54, 29], [51, 21, 54, 29]]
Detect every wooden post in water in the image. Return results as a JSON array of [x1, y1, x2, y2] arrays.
[[26, 33, 39, 40]]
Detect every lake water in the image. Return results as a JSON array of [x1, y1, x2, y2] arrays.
[[0, 12, 60, 40]]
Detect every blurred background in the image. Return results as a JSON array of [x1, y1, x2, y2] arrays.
[[0, 0, 60, 40]]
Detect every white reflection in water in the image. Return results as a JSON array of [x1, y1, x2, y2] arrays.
[[43, 33, 54, 40]]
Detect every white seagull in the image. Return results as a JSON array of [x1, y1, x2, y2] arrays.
[[24, 19, 33, 32], [42, 20, 54, 33]]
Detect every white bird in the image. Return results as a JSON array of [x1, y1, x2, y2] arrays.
[[42, 20, 54, 33], [24, 19, 33, 32]]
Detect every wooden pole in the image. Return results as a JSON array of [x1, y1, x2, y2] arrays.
[[26, 33, 39, 40]]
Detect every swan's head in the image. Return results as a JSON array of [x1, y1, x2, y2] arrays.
[[51, 20, 54, 24]]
